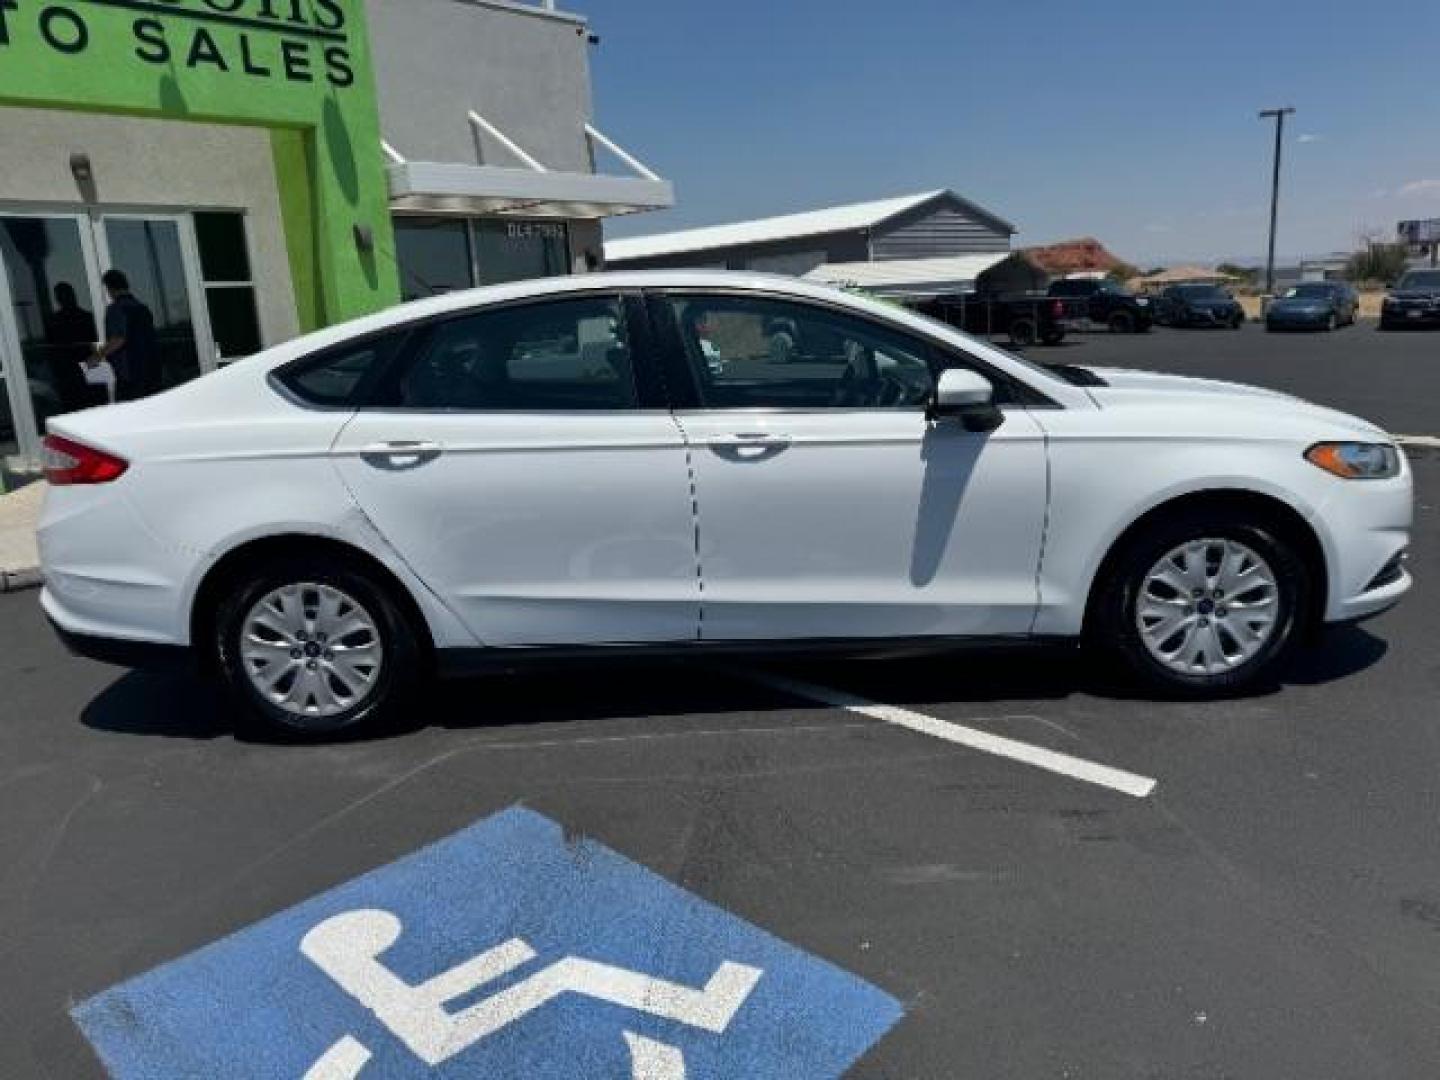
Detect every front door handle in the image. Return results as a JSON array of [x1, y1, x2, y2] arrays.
[[708, 431, 792, 462], [712, 432, 792, 448]]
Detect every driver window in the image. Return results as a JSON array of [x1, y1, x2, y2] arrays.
[[666, 295, 935, 410]]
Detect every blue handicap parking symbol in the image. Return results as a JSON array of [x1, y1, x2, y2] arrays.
[[75, 806, 903, 1078]]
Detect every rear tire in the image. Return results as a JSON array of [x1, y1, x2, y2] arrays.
[[1108, 311, 1135, 334], [1009, 319, 1037, 347], [1091, 510, 1310, 697], [212, 555, 422, 739]]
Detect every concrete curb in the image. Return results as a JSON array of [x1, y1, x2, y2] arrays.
[[0, 568, 42, 594]]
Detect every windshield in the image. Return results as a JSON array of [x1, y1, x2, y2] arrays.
[[1398, 270, 1440, 289], [1173, 285, 1227, 300], [1284, 284, 1333, 299]]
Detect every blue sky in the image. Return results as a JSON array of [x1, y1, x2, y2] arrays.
[[582, 0, 1440, 265]]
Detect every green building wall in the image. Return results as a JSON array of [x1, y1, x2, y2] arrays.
[[0, 0, 400, 332]]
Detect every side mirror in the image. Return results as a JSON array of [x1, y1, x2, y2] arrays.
[[927, 368, 1004, 432]]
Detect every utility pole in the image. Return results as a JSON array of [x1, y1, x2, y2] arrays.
[[1258, 107, 1295, 296]]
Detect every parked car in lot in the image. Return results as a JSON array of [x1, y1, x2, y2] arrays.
[[1155, 284, 1246, 328], [914, 291, 1082, 347], [1047, 277, 1154, 333], [1380, 269, 1440, 330], [1265, 282, 1359, 332], [38, 272, 1412, 736]]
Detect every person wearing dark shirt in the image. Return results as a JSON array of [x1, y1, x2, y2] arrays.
[[93, 269, 159, 402], [44, 282, 105, 413]]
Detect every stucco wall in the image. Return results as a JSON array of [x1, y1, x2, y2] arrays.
[[366, 0, 594, 173], [0, 107, 300, 348]]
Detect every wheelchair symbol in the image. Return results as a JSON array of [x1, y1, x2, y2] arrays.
[[299, 909, 764, 1079]]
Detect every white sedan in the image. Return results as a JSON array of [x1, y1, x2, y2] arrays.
[[37, 272, 1413, 736]]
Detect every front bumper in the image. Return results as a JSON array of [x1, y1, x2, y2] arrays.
[[1314, 468, 1414, 625], [1267, 310, 1331, 329], [1181, 308, 1241, 326], [1380, 307, 1440, 328]]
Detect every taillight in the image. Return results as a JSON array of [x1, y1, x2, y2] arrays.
[[1051, 299, 1065, 319], [41, 435, 128, 486]]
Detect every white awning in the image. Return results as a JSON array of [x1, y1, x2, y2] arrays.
[[387, 162, 675, 219], [804, 253, 1011, 297], [385, 116, 675, 220]]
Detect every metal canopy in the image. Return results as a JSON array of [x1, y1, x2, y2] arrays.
[[384, 116, 674, 220], [386, 162, 675, 219]]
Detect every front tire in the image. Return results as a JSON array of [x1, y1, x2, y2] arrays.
[[1108, 311, 1136, 334], [213, 556, 422, 738], [1092, 512, 1309, 696]]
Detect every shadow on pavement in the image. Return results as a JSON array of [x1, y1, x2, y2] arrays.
[[77, 624, 1390, 744]]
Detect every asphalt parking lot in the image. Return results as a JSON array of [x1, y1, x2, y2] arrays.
[[1039, 317, 1440, 439], [1, 328, 1437, 1078]]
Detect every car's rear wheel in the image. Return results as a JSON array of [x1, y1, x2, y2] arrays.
[[1108, 311, 1135, 334], [1092, 512, 1310, 696], [1009, 318, 1037, 347], [213, 556, 421, 738]]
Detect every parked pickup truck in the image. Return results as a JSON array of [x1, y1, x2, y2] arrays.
[[915, 292, 1084, 347], [1047, 278, 1154, 333]]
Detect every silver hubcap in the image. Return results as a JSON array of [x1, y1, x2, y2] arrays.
[[241, 583, 384, 720], [1137, 538, 1280, 676]]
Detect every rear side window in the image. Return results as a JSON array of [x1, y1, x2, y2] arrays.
[[276, 333, 408, 408], [388, 295, 637, 411]]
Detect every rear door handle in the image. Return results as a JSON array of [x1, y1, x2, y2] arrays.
[[362, 440, 442, 454], [358, 440, 444, 468]]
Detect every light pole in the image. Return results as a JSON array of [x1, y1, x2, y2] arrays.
[[1258, 107, 1295, 296]]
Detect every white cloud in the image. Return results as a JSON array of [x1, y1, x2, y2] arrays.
[[1369, 187, 1390, 199], [1296, 133, 1322, 144], [1398, 179, 1440, 197]]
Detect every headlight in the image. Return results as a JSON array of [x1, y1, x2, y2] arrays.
[[1305, 442, 1401, 480]]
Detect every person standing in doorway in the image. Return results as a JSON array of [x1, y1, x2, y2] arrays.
[[92, 270, 159, 402]]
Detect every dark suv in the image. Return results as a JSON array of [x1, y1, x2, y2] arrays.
[[1380, 269, 1440, 330], [1047, 278, 1154, 333]]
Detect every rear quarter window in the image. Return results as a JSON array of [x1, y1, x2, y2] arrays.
[[274, 332, 409, 408]]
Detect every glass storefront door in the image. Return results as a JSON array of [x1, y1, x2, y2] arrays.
[[0, 210, 215, 467], [97, 217, 207, 392], [0, 214, 106, 462]]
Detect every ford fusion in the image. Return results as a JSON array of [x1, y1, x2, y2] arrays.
[[38, 273, 1413, 736]]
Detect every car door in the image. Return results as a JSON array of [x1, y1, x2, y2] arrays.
[[650, 290, 1050, 641], [330, 292, 700, 647]]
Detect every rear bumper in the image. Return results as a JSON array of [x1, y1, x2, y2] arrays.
[[45, 604, 190, 670]]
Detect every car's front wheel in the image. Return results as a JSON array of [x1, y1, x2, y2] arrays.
[[213, 556, 422, 738], [1093, 512, 1310, 696]]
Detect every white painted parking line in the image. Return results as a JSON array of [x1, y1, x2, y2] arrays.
[[1395, 435, 1440, 449], [745, 671, 1158, 799]]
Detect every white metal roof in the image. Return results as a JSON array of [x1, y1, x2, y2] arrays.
[[604, 191, 956, 262], [804, 253, 1012, 296]]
